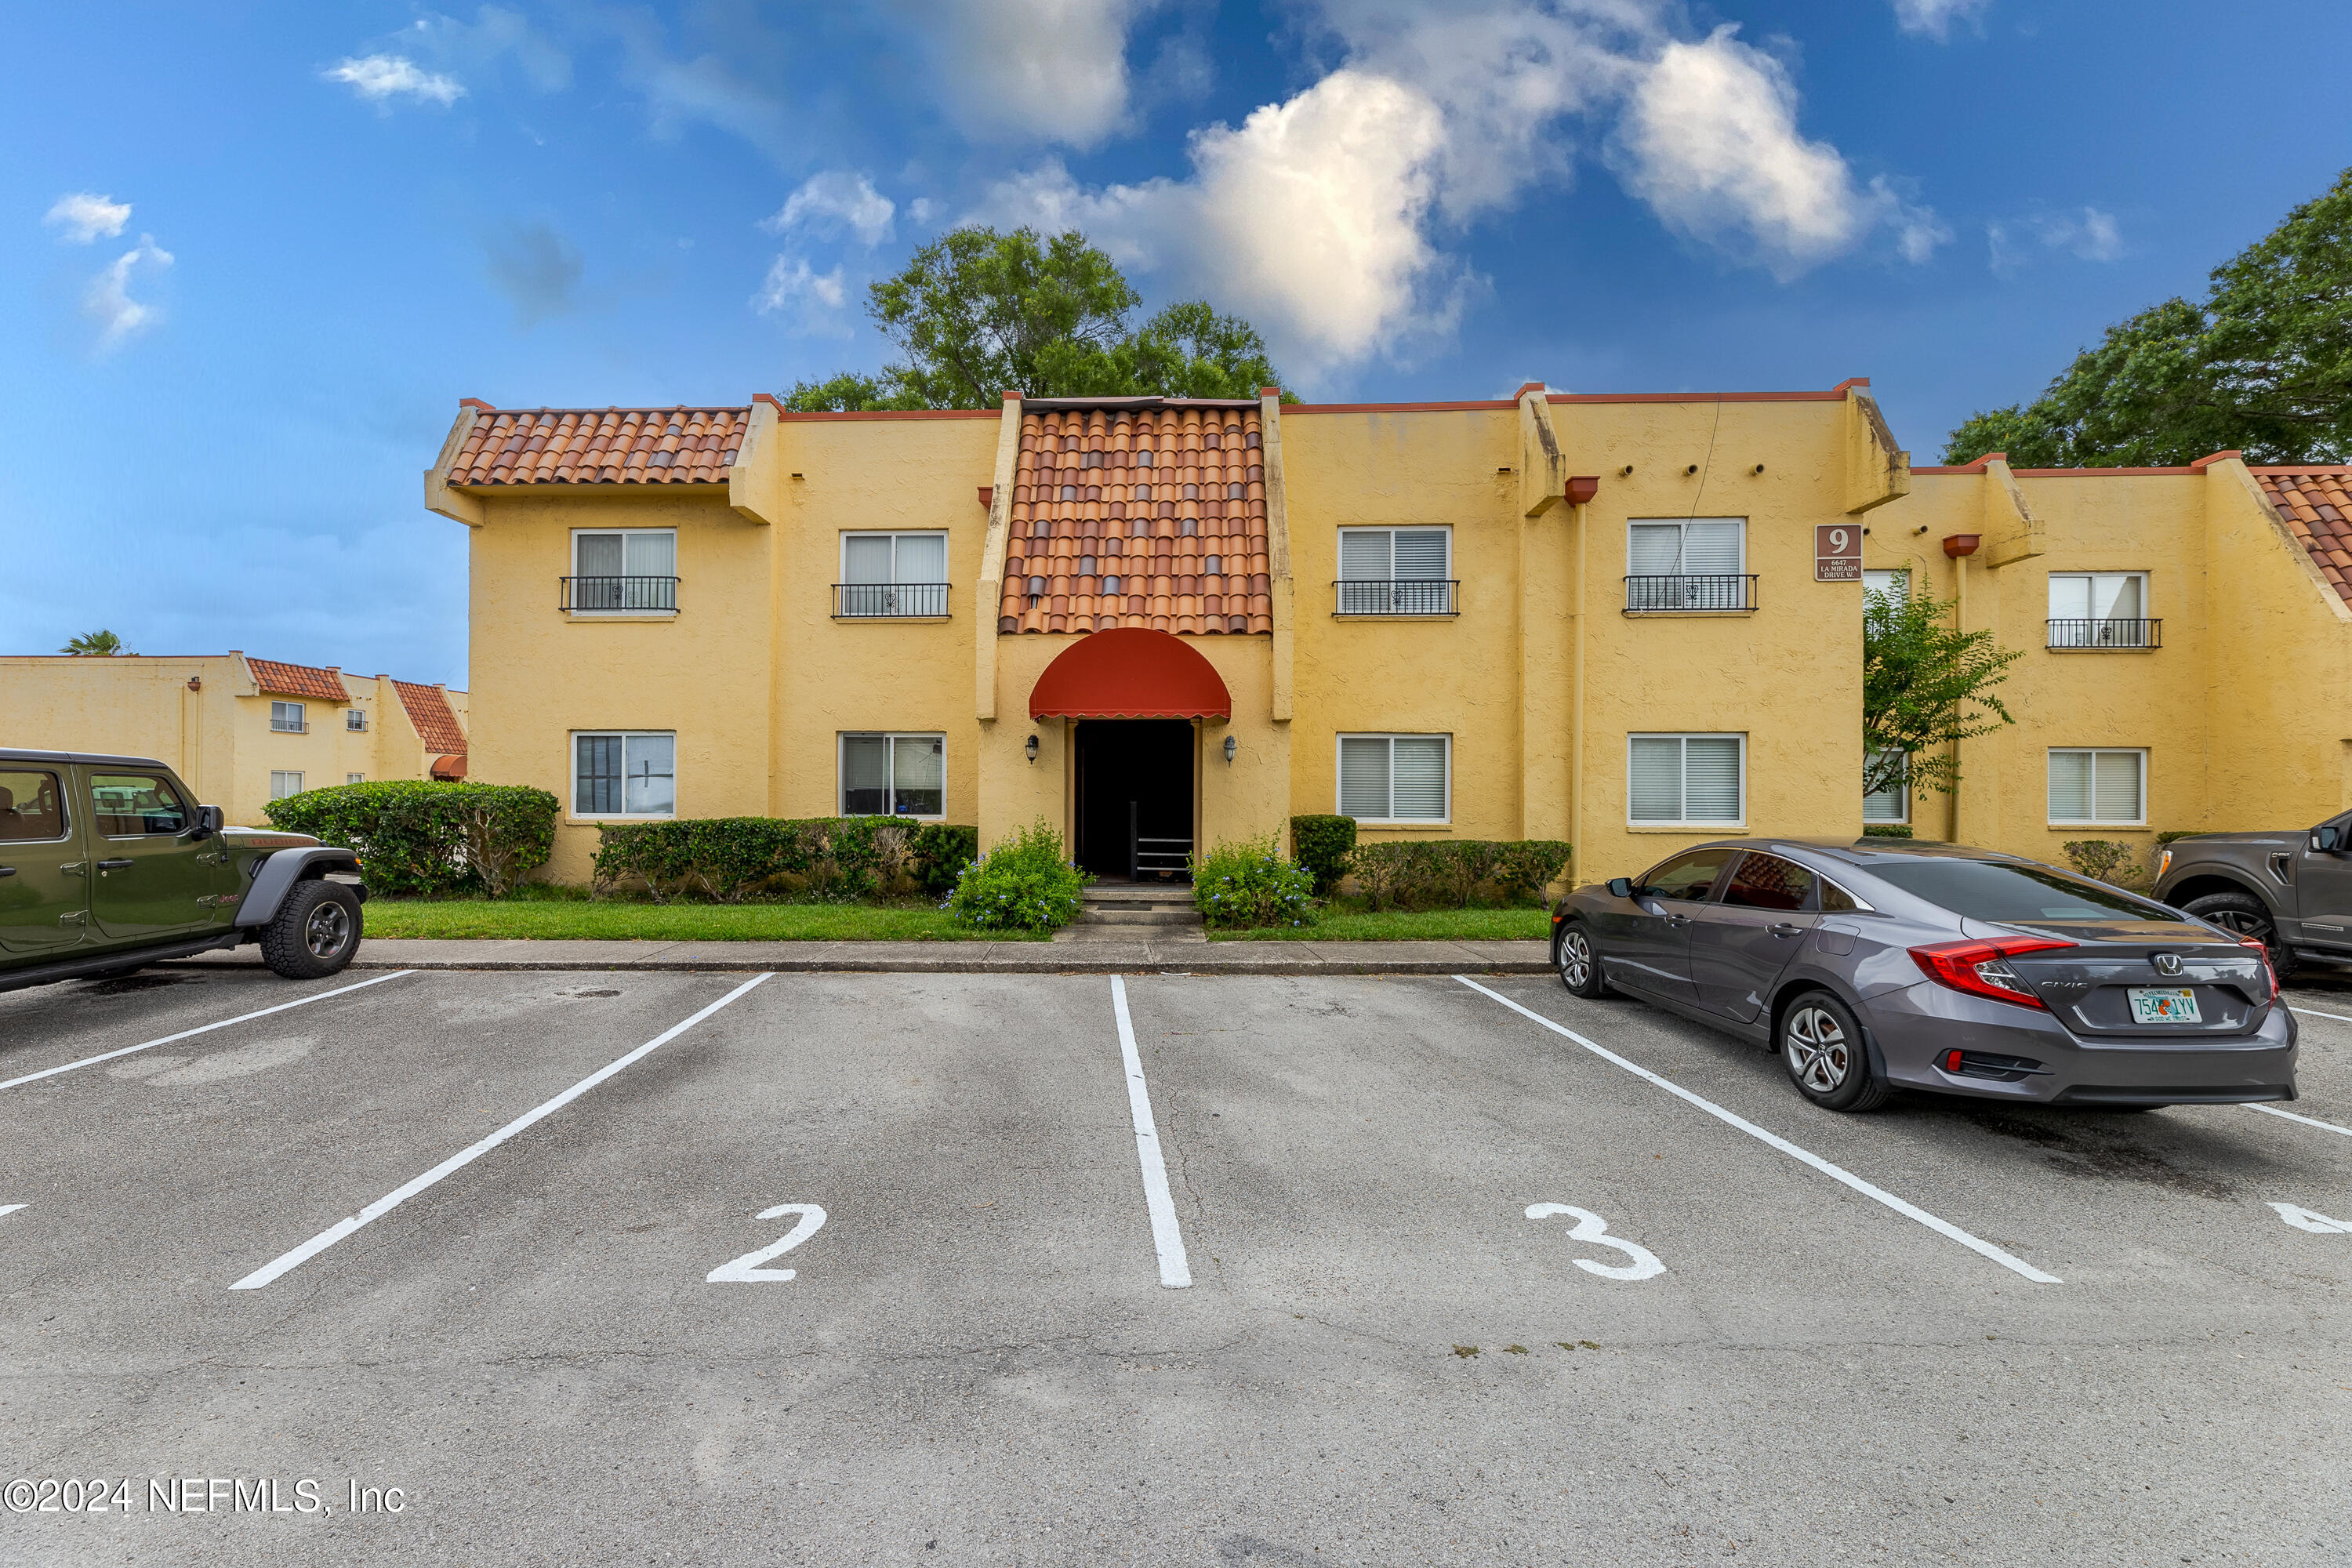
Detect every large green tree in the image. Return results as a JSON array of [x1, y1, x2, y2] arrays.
[[782, 227, 1291, 412], [1944, 167, 2352, 466], [1863, 588, 2021, 804]]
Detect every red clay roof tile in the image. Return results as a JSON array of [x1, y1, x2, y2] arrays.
[[2253, 468, 2352, 611], [447, 406, 746, 486], [394, 680, 468, 756], [246, 657, 350, 702], [1000, 403, 1271, 637]]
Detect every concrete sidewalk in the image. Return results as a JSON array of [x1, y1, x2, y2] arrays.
[[167, 935, 1552, 976]]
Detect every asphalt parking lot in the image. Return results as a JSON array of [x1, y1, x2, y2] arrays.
[[2, 964, 2349, 1566]]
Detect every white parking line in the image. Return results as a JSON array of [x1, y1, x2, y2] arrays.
[[1110, 976, 1191, 1289], [0, 971, 416, 1092], [2285, 1004, 2352, 1024], [2244, 1102, 2352, 1139], [0, 1205, 24, 1220], [230, 973, 772, 1291], [1454, 976, 2062, 1285]]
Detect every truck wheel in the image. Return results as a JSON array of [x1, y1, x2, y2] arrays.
[[2181, 891, 2297, 980], [259, 880, 363, 980]]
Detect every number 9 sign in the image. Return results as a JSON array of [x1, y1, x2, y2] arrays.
[[1816, 524, 1862, 582]]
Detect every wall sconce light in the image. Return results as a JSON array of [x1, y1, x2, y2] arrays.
[[1025, 733, 1040, 763], [1223, 735, 1237, 764]]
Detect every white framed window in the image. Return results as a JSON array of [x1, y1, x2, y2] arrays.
[[270, 771, 305, 800], [1864, 568, 1910, 608], [347, 772, 365, 785], [346, 707, 367, 731], [2047, 572, 2151, 648], [573, 731, 676, 817], [1337, 528, 1453, 615], [571, 529, 679, 613], [839, 733, 946, 818], [1628, 734, 1745, 826], [839, 533, 950, 617], [270, 701, 306, 734], [1337, 734, 1450, 822], [2048, 748, 2145, 826], [1627, 519, 1748, 610], [1863, 749, 1908, 825]]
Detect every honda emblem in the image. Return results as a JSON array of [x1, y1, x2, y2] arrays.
[[2151, 953, 2184, 977]]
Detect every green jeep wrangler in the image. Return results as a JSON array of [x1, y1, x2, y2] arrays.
[[1, 748, 367, 994]]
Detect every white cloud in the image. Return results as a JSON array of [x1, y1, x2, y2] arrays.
[[1892, 0, 1991, 41], [892, 0, 1146, 146], [764, 172, 896, 247], [1988, 205, 2123, 272], [325, 54, 465, 106], [85, 235, 172, 350], [45, 192, 131, 244], [757, 256, 852, 333], [907, 196, 942, 227]]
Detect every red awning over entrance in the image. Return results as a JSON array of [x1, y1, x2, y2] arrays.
[[1029, 628, 1232, 720]]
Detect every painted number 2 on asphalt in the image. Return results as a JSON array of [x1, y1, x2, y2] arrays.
[[708, 1204, 827, 1282], [1525, 1203, 1666, 1280]]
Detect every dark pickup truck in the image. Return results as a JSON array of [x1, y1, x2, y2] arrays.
[[2155, 809, 2352, 978], [1, 748, 366, 995]]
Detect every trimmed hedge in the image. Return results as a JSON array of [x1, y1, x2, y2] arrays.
[[262, 780, 557, 897], [1193, 837, 1315, 929], [946, 820, 1087, 931], [590, 816, 976, 902], [1346, 839, 1574, 911], [1862, 823, 1915, 839], [1288, 814, 1358, 895]]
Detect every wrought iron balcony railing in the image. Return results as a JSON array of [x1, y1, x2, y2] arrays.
[[561, 575, 679, 613], [1332, 579, 1458, 616], [834, 583, 952, 619], [1624, 574, 1759, 612], [2047, 617, 2161, 649]]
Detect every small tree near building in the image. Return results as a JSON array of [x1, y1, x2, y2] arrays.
[[1863, 590, 2021, 808], [60, 630, 127, 655]]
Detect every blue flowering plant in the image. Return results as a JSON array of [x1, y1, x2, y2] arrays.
[[945, 820, 1090, 932], [1190, 836, 1316, 930]]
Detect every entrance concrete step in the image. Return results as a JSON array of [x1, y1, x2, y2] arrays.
[[1080, 907, 1200, 927], [1076, 881, 1203, 937]]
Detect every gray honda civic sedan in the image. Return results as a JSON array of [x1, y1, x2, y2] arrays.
[[1548, 838, 2296, 1112]]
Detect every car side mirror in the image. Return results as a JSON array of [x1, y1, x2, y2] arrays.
[[1606, 877, 1635, 898], [2316, 826, 2344, 853], [190, 804, 224, 840]]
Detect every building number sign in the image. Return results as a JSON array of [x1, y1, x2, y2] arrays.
[[1816, 524, 1863, 582]]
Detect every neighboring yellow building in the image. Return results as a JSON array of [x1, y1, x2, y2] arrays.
[[0, 652, 468, 827], [423, 385, 2352, 887]]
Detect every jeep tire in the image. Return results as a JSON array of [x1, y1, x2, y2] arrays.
[[260, 880, 363, 980]]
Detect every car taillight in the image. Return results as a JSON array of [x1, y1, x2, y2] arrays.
[[1908, 937, 2077, 1009], [2241, 937, 2279, 1001]]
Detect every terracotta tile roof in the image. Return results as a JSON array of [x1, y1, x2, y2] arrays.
[[2254, 468, 2352, 608], [246, 657, 350, 702], [447, 405, 747, 485], [394, 680, 468, 756], [999, 402, 1272, 636]]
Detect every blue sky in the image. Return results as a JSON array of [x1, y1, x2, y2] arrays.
[[5, 0, 2347, 688]]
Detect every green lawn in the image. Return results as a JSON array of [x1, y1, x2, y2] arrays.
[[361, 899, 1041, 942], [1211, 905, 1551, 942]]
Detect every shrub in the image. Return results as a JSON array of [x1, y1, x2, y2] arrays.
[[1192, 837, 1316, 929], [1863, 824, 1915, 839], [263, 780, 557, 897], [587, 816, 971, 902], [1289, 815, 1358, 895], [1344, 839, 1574, 909], [946, 820, 1088, 931], [2061, 839, 2140, 886], [910, 822, 981, 894], [1494, 840, 1574, 902]]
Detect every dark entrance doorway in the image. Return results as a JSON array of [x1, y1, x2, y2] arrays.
[[1074, 720, 1194, 881]]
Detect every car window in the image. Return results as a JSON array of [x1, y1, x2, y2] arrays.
[[1867, 860, 2187, 923], [1721, 852, 1814, 912], [1641, 848, 1737, 902], [0, 769, 69, 842], [1820, 880, 1864, 913], [89, 772, 189, 837]]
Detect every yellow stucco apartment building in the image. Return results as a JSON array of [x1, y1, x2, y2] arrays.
[[419, 383, 2352, 887], [0, 652, 468, 827]]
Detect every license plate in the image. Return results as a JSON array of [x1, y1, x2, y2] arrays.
[[2128, 987, 2201, 1025]]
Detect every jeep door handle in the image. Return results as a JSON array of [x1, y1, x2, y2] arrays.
[[95, 858, 134, 871], [1663, 914, 1691, 927], [1768, 922, 1803, 938]]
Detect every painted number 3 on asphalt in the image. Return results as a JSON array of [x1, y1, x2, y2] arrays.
[[1525, 1203, 1666, 1280]]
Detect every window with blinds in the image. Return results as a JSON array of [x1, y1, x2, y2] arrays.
[[1863, 749, 1908, 825], [1628, 735, 1744, 826], [572, 529, 679, 612], [839, 533, 950, 616], [574, 731, 677, 817], [2047, 749, 2144, 825], [2047, 572, 2152, 648], [1626, 519, 1748, 611], [1336, 528, 1453, 615], [839, 733, 946, 818], [1336, 734, 1450, 822]]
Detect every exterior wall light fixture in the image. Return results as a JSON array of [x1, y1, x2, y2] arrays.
[[1223, 735, 1237, 763], [1025, 733, 1040, 763]]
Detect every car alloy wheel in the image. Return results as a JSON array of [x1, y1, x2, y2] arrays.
[[1557, 927, 1594, 990], [1784, 1004, 1850, 1094], [304, 899, 351, 960]]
